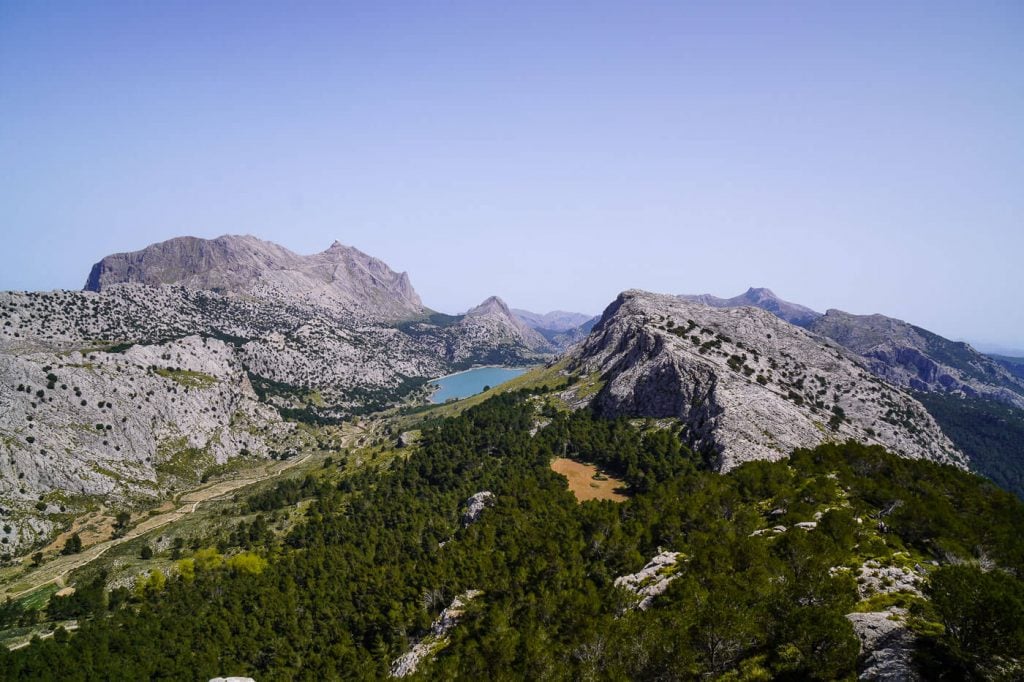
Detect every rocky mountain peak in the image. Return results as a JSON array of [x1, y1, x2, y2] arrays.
[[678, 286, 822, 328], [467, 295, 512, 317], [456, 295, 551, 352], [568, 289, 964, 471], [84, 234, 424, 320]]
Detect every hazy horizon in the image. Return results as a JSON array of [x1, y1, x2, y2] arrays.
[[2, 2, 1021, 346]]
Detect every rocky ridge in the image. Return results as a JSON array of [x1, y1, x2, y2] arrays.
[[513, 308, 599, 351], [679, 287, 822, 328], [85, 235, 424, 320], [567, 290, 965, 471], [677, 286, 1024, 411], [809, 309, 1024, 410]]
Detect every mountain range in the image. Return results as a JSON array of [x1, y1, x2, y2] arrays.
[[1, 234, 1023, 681], [680, 287, 1024, 410], [1, 235, 1021, 554]]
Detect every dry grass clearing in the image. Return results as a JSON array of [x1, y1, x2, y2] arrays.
[[550, 458, 628, 503]]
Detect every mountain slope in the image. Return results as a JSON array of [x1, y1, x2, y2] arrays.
[[451, 296, 553, 354], [0, 240, 552, 553], [85, 234, 424, 320], [511, 309, 593, 332], [512, 308, 599, 350], [808, 309, 1024, 410], [566, 290, 964, 471], [3, 394, 1021, 680], [678, 287, 822, 327], [913, 392, 1024, 499]]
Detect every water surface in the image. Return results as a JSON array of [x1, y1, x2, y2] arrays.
[[429, 366, 527, 403]]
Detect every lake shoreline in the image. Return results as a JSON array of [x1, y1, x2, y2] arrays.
[[428, 365, 534, 404], [428, 364, 530, 383]]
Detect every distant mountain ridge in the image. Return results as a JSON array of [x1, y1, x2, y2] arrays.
[[511, 309, 594, 332], [511, 308, 598, 350], [808, 310, 1024, 410], [678, 286, 1024, 411], [85, 234, 424, 320], [678, 287, 822, 327]]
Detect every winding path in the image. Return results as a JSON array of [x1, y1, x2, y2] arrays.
[[2, 453, 311, 602]]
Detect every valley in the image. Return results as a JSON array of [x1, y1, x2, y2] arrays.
[[0, 235, 1021, 680]]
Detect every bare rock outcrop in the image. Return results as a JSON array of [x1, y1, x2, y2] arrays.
[[390, 590, 482, 677], [613, 550, 683, 610], [462, 491, 496, 526], [85, 234, 424, 321], [846, 611, 920, 681], [567, 290, 966, 471]]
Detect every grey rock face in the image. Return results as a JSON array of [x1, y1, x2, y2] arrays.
[[461, 296, 552, 352], [568, 290, 965, 471], [0, 331, 289, 553], [85, 234, 424, 320], [462, 491, 495, 526], [678, 287, 822, 328], [846, 611, 920, 681], [809, 310, 1024, 410]]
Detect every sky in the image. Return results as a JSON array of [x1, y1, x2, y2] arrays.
[[1, 2, 1022, 348]]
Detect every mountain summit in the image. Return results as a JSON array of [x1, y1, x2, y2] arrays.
[[461, 295, 551, 351], [678, 287, 822, 328], [567, 290, 963, 470], [84, 234, 424, 320]]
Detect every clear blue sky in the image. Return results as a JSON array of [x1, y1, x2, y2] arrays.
[[2, 1, 1022, 347]]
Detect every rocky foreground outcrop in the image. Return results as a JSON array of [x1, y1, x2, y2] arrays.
[[567, 290, 965, 471], [390, 590, 482, 677], [614, 550, 683, 610]]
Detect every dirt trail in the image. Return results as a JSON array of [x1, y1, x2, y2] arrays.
[[2, 452, 311, 601]]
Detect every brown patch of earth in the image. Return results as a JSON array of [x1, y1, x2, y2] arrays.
[[41, 509, 116, 556], [550, 458, 629, 503]]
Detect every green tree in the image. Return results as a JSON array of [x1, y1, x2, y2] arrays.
[[928, 564, 1024, 673], [60, 533, 82, 556]]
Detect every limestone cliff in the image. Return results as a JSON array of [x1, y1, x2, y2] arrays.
[[567, 290, 965, 471]]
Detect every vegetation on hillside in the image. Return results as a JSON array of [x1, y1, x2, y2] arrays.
[[915, 391, 1024, 499], [1, 393, 1021, 679]]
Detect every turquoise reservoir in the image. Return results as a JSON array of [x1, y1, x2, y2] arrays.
[[429, 366, 528, 403]]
